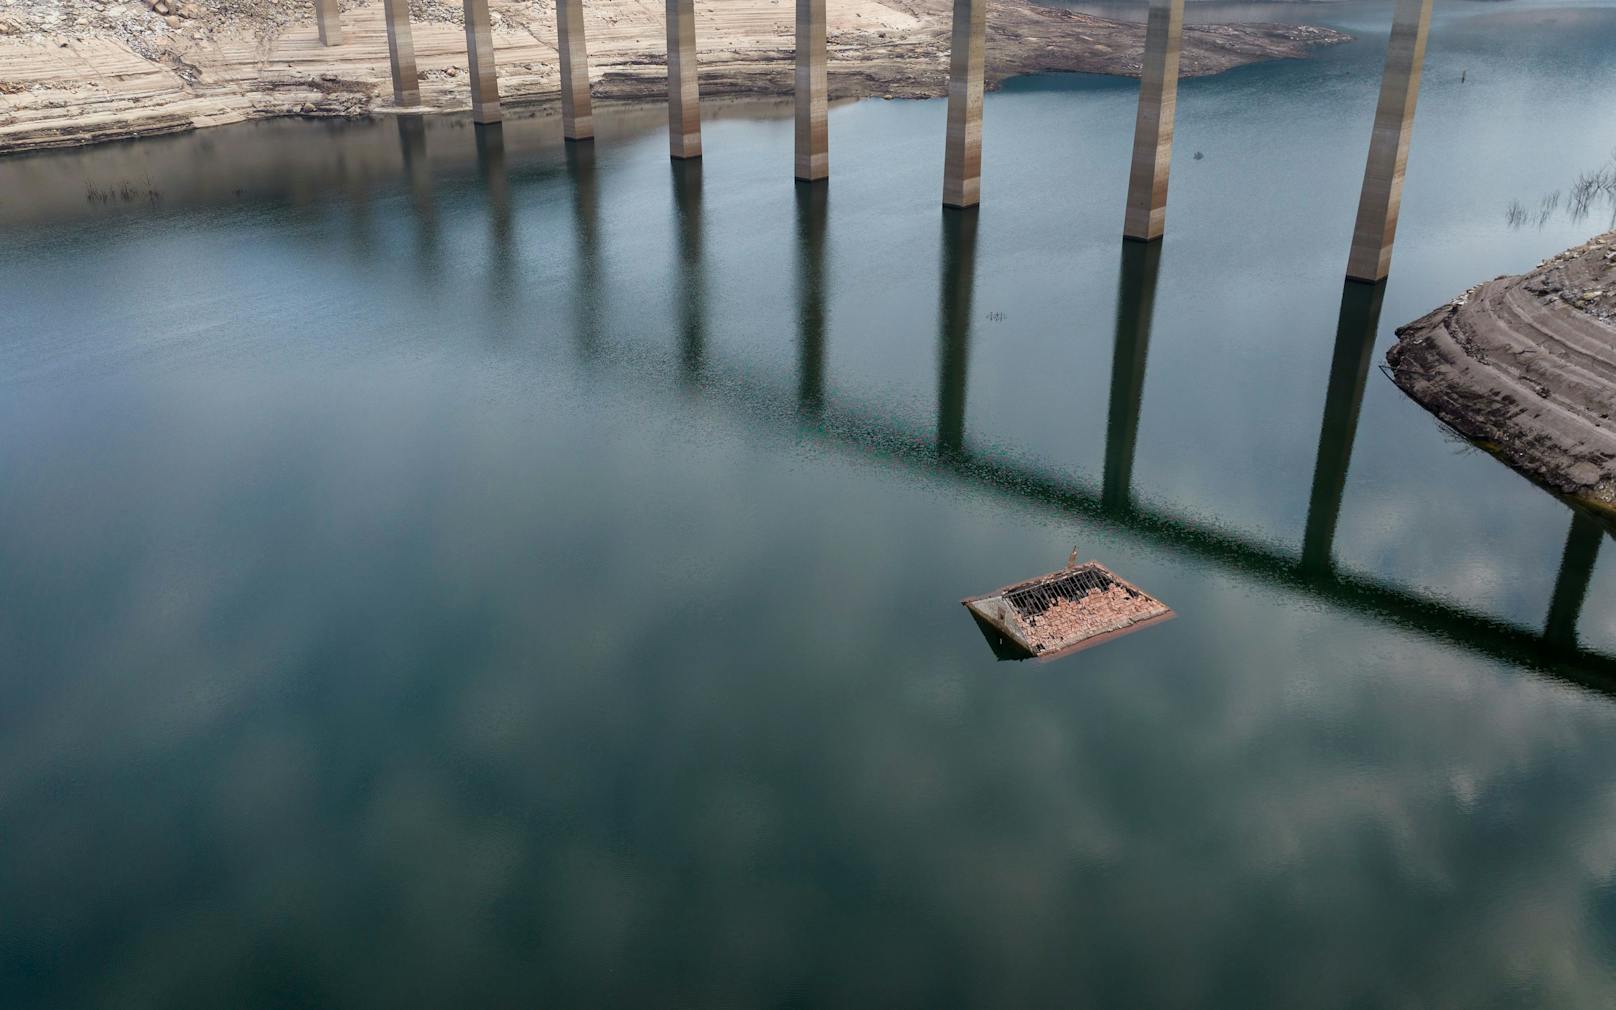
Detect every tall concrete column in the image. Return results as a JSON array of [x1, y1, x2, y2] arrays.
[[557, 0, 594, 140], [1300, 281, 1386, 576], [942, 0, 986, 208], [937, 209, 979, 453], [795, 0, 828, 181], [667, 0, 702, 159], [463, 0, 502, 124], [314, 0, 342, 45], [1103, 240, 1163, 513], [383, 0, 420, 106], [1346, 0, 1434, 283], [1122, 0, 1185, 241]]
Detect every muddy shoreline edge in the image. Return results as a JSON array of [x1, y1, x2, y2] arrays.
[[1388, 231, 1616, 520], [0, 0, 1348, 155]]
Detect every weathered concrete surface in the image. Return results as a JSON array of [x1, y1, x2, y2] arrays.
[[314, 0, 342, 46], [0, 0, 1347, 154], [795, 0, 827, 181], [1387, 232, 1616, 514], [942, 0, 985, 208], [1346, 0, 1433, 283], [556, 0, 592, 140], [666, 0, 701, 159], [1122, 0, 1184, 241], [382, 0, 419, 107], [462, 0, 501, 123]]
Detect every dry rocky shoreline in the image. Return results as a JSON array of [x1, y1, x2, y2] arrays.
[[0, 0, 1347, 153], [1388, 232, 1616, 517]]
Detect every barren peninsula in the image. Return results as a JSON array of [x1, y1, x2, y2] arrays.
[[1388, 232, 1616, 517]]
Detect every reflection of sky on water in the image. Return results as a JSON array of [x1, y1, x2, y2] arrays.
[[4, 1, 1616, 1005]]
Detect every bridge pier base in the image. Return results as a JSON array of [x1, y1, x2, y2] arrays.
[[383, 0, 420, 106], [942, 0, 985, 208], [314, 0, 341, 45], [667, 0, 702, 159], [463, 0, 502, 124], [1122, 0, 1185, 242], [796, 0, 829, 181], [558, 0, 594, 140], [1346, 0, 1434, 283]]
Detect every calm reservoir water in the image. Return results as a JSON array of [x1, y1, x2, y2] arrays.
[[5, 2, 1616, 1006]]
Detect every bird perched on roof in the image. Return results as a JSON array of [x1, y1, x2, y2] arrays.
[[1067, 546, 1079, 570]]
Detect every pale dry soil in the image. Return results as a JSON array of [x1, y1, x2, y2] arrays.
[[0, 0, 1346, 152]]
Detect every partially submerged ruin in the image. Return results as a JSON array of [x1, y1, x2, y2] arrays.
[[964, 560, 1173, 661], [1387, 231, 1616, 517]]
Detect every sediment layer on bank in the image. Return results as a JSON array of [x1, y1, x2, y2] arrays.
[[1387, 232, 1616, 512], [0, 0, 1347, 153]]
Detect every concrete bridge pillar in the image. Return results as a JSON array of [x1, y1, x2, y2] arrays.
[[1346, 0, 1434, 283], [314, 0, 341, 45], [942, 0, 986, 208], [463, 0, 502, 124], [558, 0, 594, 140], [1122, 0, 1185, 241], [795, 0, 828, 181], [383, 0, 420, 106], [667, 0, 702, 159]]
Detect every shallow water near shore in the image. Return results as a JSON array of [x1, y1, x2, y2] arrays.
[[4, 1, 1616, 1006]]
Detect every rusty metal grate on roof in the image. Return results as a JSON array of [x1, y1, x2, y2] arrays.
[[963, 560, 1173, 661], [1004, 565, 1123, 621]]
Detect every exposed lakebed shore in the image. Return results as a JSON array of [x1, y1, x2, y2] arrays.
[[0, 0, 1347, 153], [1389, 231, 1616, 517]]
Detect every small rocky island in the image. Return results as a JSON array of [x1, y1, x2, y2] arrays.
[[1388, 232, 1616, 515]]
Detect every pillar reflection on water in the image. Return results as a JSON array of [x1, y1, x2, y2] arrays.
[[566, 140, 602, 359], [1300, 281, 1387, 576], [342, 165, 373, 253], [474, 121, 514, 296], [396, 115, 438, 268], [1545, 511, 1608, 646], [365, 119, 1609, 666], [795, 183, 829, 417], [936, 209, 979, 455], [671, 158, 705, 383], [1103, 240, 1163, 514]]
